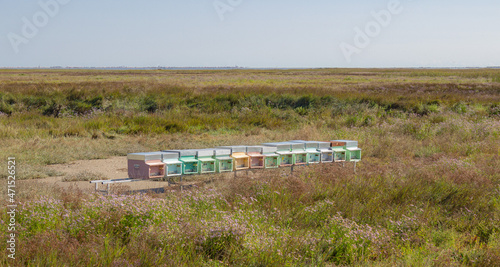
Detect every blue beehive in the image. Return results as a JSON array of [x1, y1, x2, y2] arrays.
[[162, 152, 183, 177], [162, 150, 199, 175]]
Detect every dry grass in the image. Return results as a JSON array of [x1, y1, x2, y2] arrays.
[[62, 170, 106, 182]]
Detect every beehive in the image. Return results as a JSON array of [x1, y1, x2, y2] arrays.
[[214, 148, 233, 173], [338, 140, 362, 162], [127, 152, 166, 179], [331, 147, 347, 162], [196, 149, 216, 174], [289, 140, 321, 164], [246, 146, 265, 169], [163, 150, 199, 175], [262, 142, 294, 167], [289, 142, 308, 165], [317, 141, 334, 163], [329, 140, 361, 162], [217, 146, 250, 171], [262, 146, 280, 168], [162, 152, 183, 177]]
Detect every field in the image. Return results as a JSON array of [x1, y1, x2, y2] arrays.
[[1, 68, 500, 266]]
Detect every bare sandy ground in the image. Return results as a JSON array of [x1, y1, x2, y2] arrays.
[[47, 156, 130, 180]]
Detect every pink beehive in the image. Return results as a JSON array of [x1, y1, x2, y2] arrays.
[[127, 152, 166, 179]]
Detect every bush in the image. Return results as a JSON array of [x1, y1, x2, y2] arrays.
[[140, 95, 158, 113], [0, 101, 13, 115], [42, 101, 62, 117], [452, 102, 468, 114], [22, 95, 48, 110]]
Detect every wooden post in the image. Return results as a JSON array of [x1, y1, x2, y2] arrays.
[[107, 183, 110, 195], [354, 161, 357, 173]]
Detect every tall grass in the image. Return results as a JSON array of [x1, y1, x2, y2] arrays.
[[1, 156, 499, 265]]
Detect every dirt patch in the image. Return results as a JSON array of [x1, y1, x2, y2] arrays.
[[46, 156, 129, 180]]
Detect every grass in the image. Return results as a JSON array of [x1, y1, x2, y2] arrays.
[[62, 170, 106, 182], [0, 68, 499, 265]]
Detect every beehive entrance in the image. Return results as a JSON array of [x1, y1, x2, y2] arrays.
[[183, 162, 198, 174], [307, 153, 321, 164], [250, 156, 264, 168], [235, 158, 249, 169], [166, 163, 182, 176], [334, 152, 346, 162], [280, 154, 293, 166], [265, 156, 278, 168], [218, 160, 232, 172], [295, 153, 308, 165], [201, 161, 215, 173], [149, 165, 164, 177], [348, 150, 361, 161], [321, 152, 333, 162]]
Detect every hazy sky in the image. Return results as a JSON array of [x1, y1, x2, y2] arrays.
[[1, 0, 499, 68]]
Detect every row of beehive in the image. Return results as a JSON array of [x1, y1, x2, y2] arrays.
[[127, 140, 361, 179]]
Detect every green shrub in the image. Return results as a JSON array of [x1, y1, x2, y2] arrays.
[[452, 102, 468, 114], [140, 96, 158, 113], [22, 95, 48, 110], [68, 101, 93, 115], [164, 122, 187, 133], [42, 101, 62, 117], [0, 101, 13, 115]]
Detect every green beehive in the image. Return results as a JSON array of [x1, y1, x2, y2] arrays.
[[262, 146, 280, 168], [331, 147, 347, 162], [289, 140, 321, 164], [214, 148, 233, 173], [162, 152, 183, 177], [341, 140, 362, 162], [288, 142, 308, 165], [262, 142, 295, 167], [330, 140, 361, 162], [163, 150, 199, 175], [196, 149, 216, 174]]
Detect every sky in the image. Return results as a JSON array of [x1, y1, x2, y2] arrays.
[[1, 0, 499, 68]]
